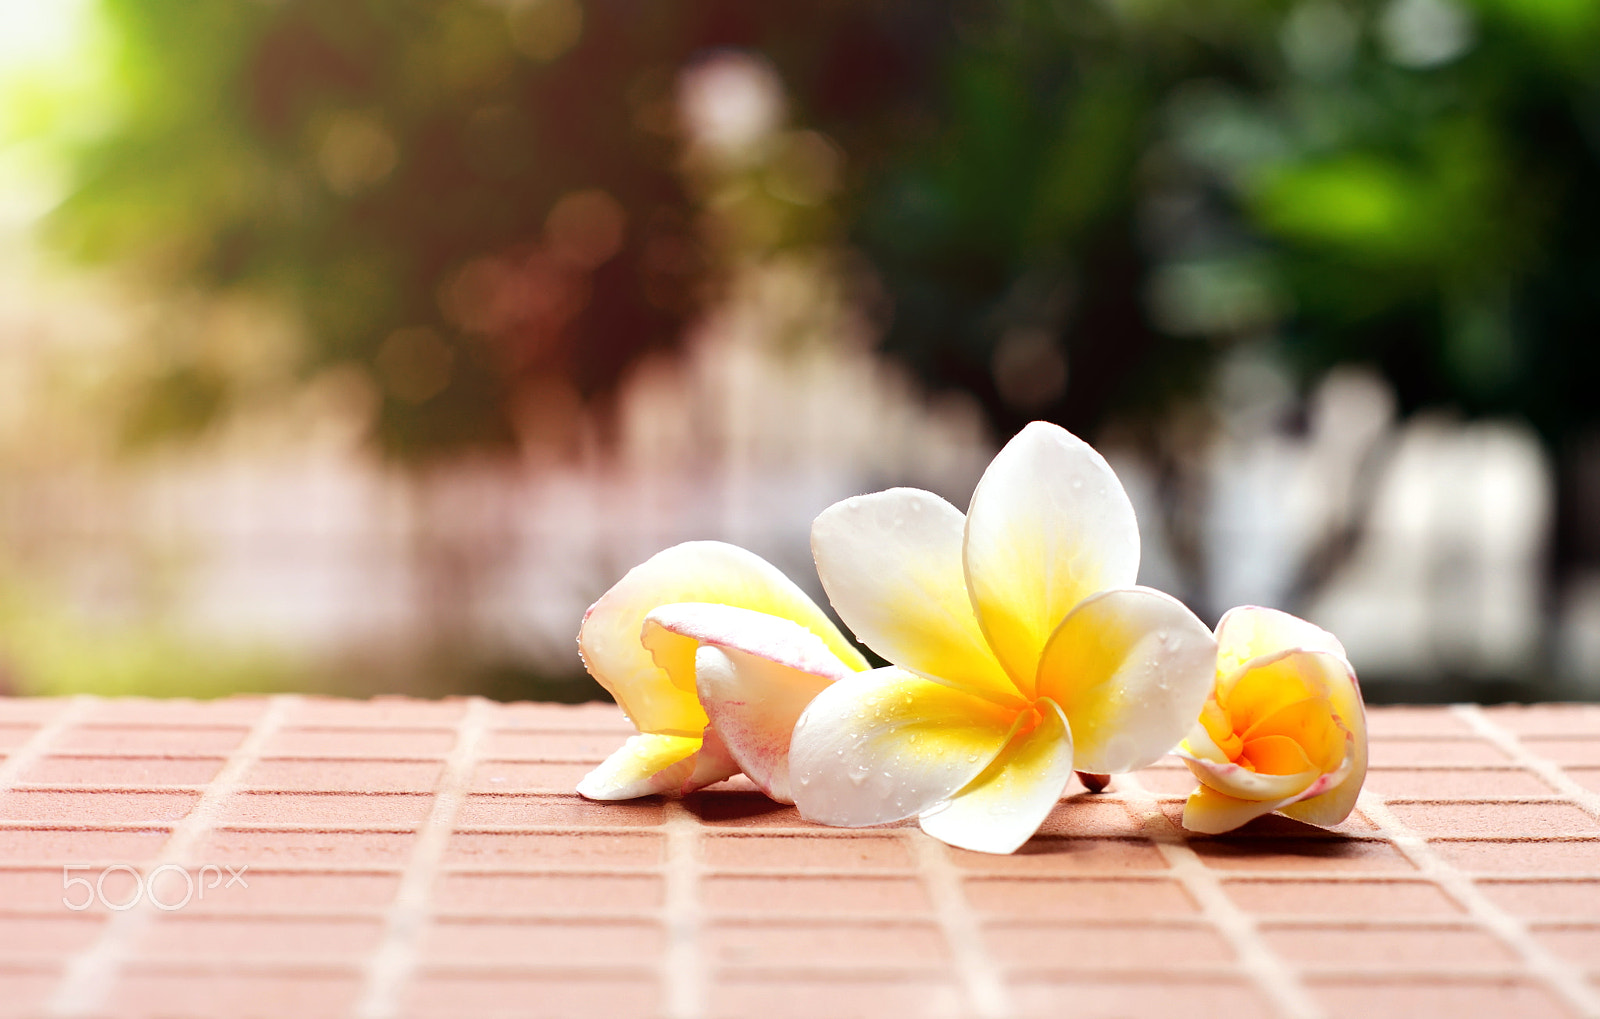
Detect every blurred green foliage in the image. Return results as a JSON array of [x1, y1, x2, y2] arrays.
[[44, 0, 1600, 457]]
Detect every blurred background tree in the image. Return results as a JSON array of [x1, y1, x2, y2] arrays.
[[8, 0, 1599, 696]]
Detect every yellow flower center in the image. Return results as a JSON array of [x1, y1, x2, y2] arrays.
[[1203, 655, 1348, 776]]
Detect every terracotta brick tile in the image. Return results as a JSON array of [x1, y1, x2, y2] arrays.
[[1476, 879, 1600, 919], [1568, 767, 1600, 794], [1366, 707, 1474, 737], [115, 967, 364, 1019], [20, 755, 224, 786], [1191, 837, 1413, 872], [682, 791, 812, 828], [1483, 704, 1600, 736], [434, 872, 663, 915], [0, 826, 171, 861], [0, 699, 70, 723], [262, 728, 457, 759], [219, 792, 435, 827], [421, 918, 664, 965], [1010, 976, 1272, 1019], [1367, 739, 1511, 766], [243, 759, 444, 793], [705, 919, 948, 968], [469, 760, 592, 793], [0, 970, 61, 1017], [1308, 977, 1578, 1019], [1261, 922, 1516, 966], [701, 834, 913, 872], [0, 726, 38, 752], [1034, 799, 1140, 837], [964, 877, 1197, 918], [455, 793, 663, 828], [0, 790, 198, 825], [1364, 767, 1554, 799], [1432, 839, 1600, 873], [443, 831, 663, 868], [175, 871, 400, 914], [404, 973, 658, 1019], [1522, 737, 1600, 767], [284, 697, 466, 728], [87, 698, 266, 725], [1221, 879, 1462, 917], [1530, 924, 1600, 968], [709, 976, 962, 1019], [192, 828, 417, 867], [1385, 801, 1600, 836], [704, 874, 930, 917], [0, 915, 108, 955], [987, 920, 1232, 968], [55, 726, 248, 755], [134, 916, 386, 960], [946, 837, 1166, 873], [481, 730, 624, 761]]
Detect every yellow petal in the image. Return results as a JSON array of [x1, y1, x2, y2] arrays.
[[1178, 749, 1320, 802], [1214, 605, 1347, 687], [1182, 781, 1292, 834], [1220, 650, 1331, 735], [577, 733, 713, 800], [1240, 696, 1346, 774], [1034, 587, 1216, 773], [578, 541, 867, 737], [810, 488, 1021, 706], [789, 667, 1018, 828], [919, 698, 1075, 855], [963, 422, 1141, 690], [1280, 655, 1367, 828], [1239, 733, 1316, 776]]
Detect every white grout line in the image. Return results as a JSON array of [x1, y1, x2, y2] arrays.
[[906, 829, 1012, 1019], [354, 696, 494, 1019], [1357, 788, 1600, 1019], [1453, 705, 1600, 820], [1116, 774, 1325, 1019], [44, 694, 296, 1017], [661, 798, 707, 1019], [0, 698, 94, 791]]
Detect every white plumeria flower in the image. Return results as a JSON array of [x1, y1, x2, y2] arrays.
[[1176, 606, 1368, 834], [784, 422, 1218, 854], [576, 541, 867, 802]]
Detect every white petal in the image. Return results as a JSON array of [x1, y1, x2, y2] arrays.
[[1215, 605, 1347, 689], [576, 733, 703, 800], [1035, 587, 1216, 774], [578, 541, 866, 737], [919, 698, 1075, 854], [1182, 782, 1294, 834], [811, 489, 1021, 706], [643, 602, 859, 804], [789, 667, 1018, 828], [963, 422, 1141, 691], [1176, 751, 1322, 802]]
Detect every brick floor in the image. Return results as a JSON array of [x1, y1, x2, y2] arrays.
[[0, 697, 1594, 1018]]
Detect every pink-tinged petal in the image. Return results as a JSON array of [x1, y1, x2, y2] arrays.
[[1214, 605, 1347, 690], [963, 422, 1141, 692], [1280, 663, 1367, 828], [579, 541, 867, 737], [789, 667, 1018, 828], [683, 727, 741, 793], [1176, 750, 1322, 802], [811, 489, 1021, 707], [642, 602, 860, 804], [1182, 782, 1293, 834], [1034, 587, 1216, 774], [693, 645, 837, 804], [576, 734, 704, 800], [919, 698, 1075, 855]]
